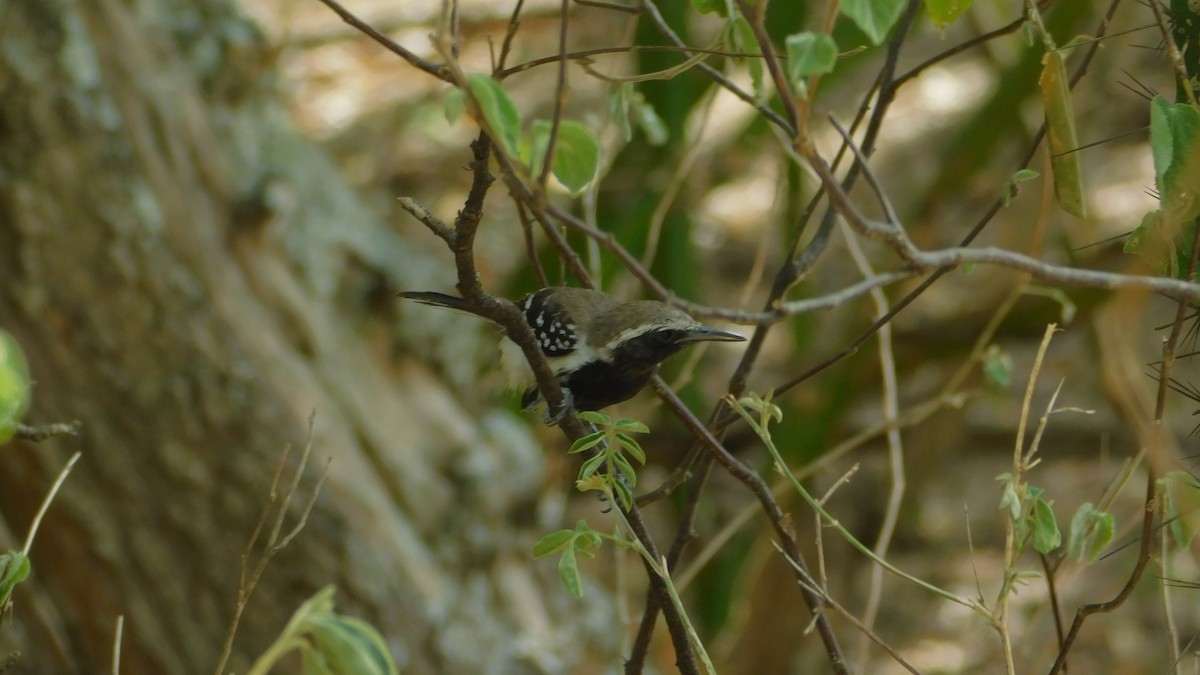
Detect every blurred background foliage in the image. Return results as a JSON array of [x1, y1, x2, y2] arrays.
[[237, 0, 1196, 671]]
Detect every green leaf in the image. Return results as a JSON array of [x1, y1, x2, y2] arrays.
[[612, 453, 637, 483], [569, 430, 606, 455], [0, 551, 31, 606], [530, 119, 600, 194], [1124, 209, 1163, 269], [738, 392, 783, 425], [545, 520, 603, 598], [1031, 495, 1061, 554], [1125, 211, 1200, 278], [924, 0, 975, 29], [465, 73, 521, 157], [1039, 49, 1087, 218], [577, 452, 606, 480], [557, 544, 583, 598], [1126, 98, 1200, 277], [609, 84, 633, 143], [725, 16, 764, 97], [578, 410, 611, 426], [841, 0, 906, 45], [1002, 168, 1040, 206], [784, 32, 838, 88], [574, 519, 602, 549], [443, 88, 465, 124], [0, 331, 30, 444], [615, 434, 646, 464], [612, 479, 634, 511], [1150, 96, 1200, 200], [614, 418, 649, 434], [982, 344, 1013, 388], [1067, 502, 1115, 562], [533, 529, 576, 557], [1161, 471, 1200, 549], [309, 613, 399, 675], [632, 93, 668, 146], [997, 474, 1021, 522]]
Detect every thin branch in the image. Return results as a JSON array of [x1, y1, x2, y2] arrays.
[[734, 0, 799, 133], [313, 0, 451, 82], [13, 421, 81, 443], [1050, 213, 1200, 673], [536, 0, 571, 187], [22, 451, 81, 555], [212, 415, 330, 675], [638, 0, 793, 134]]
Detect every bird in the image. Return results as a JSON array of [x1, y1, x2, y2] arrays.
[[398, 287, 746, 417]]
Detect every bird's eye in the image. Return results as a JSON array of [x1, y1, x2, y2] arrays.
[[653, 330, 679, 346]]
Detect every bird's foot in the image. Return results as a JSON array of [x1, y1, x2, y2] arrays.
[[542, 388, 576, 426]]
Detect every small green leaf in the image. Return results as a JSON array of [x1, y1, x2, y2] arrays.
[[533, 529, 576, 557], [0, 551, 31, 606], [1137, 96, 1200, 277], [574, 519, 601, 545], [611, 455, 636, 485], [1161, 471, 1200, 549], [465, 73, 521, 157], [557, 544, 583, 598], [997, 474, 1021, 522], [924, 0, 975, 29], [632, 94, 668, 146], [1089, 511, 1115, 560], [612, 479, 634, 511], [1067, 502, 1115, 562], [569, 430, 606, 454], [577, 452, 606, 480], [1039, 50, 1087, 218], [252, 586, 397, 675], [982, 344, 1013, 388], [609, 84, 633, 143], [615, 434, 647, 464], [1031, 495, 1061, 554], [614, 418, 649, 434], [1124, 209, 1162, 267], [530, 119, 600, 194], [578, 410, 611, 426], [1002, 169, 1040, 206], [841, 0, 906, 45], [1150, 96, 1200, 200], [784, 32, 838, 88], [545, 520, 603, 598], [725, 16, 763, 97], [309, 613, 398, 675], [444, 88, 465, 124], [738, 392, 783, 424], [0, 331, 31, 444]]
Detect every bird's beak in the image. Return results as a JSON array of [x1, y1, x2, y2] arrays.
[[678, 325, 747, 343]]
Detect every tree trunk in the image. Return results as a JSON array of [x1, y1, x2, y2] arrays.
[[0, 0, 596, 672]]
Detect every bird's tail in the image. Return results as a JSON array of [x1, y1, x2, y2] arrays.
[[397, 291, 472, 313]]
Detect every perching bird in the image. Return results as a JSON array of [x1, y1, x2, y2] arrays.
[[399, 287, 746, 415]]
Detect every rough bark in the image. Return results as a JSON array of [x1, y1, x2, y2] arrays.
[[0, 0, 598, 672]]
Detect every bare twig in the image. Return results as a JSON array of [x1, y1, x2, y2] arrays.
[[13, 421, 81, 442], [111, 615, 124, 675], [313, 0, 451, 82], [22, 451, 81, 556], [212, 414, 330, 675]]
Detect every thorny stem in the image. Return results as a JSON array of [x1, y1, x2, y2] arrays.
[[1050, 216, 1200, 673]]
